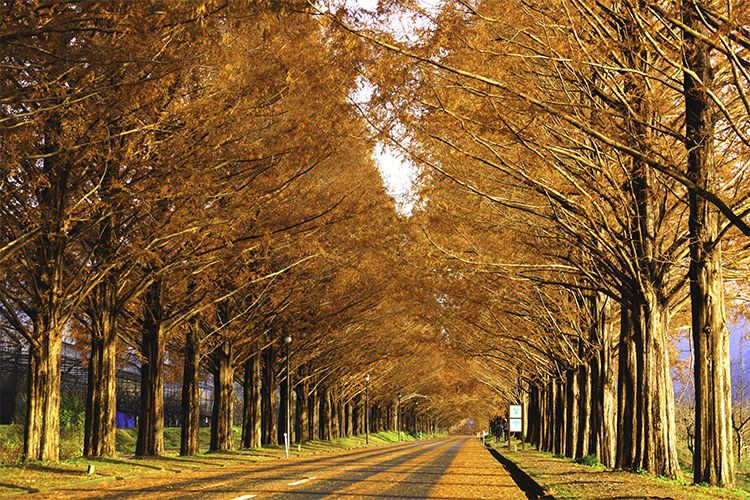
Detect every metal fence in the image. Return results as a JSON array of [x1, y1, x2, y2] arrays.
[[0, 336, 215, 428]]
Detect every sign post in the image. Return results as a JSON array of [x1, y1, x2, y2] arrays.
[[509, 404, 524, 451]]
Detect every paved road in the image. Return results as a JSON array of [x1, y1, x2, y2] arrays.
[[47, 436, 526, 500]]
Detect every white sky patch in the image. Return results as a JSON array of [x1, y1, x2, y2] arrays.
[[374, 145, 420, 216], [343, 2, 433, 216]]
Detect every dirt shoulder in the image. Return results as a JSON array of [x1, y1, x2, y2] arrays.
[[494, 443, 750, 500]]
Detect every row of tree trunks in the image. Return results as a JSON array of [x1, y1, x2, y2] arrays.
[[177, 340, 380, 456], [530, 293, 682, 477]]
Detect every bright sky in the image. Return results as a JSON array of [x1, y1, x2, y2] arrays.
[[347, 0, 431, 215]]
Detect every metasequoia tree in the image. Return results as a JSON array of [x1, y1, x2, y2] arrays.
[[326, 0, 750, 483], [0, 0, 189, 460]]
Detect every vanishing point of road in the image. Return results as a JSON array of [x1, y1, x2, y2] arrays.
[[46, 436, 528, 500]]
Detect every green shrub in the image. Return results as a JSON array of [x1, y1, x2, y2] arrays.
[[0, 424, 25, 466], [60, 424, 84, 460], [575, 454, 600, 467], [60, 396, 85, 427]]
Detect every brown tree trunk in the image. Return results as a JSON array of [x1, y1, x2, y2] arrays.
[[84, 316, 117, 457], [309, 386, 319, 441], [180, 322, 201, 455], [241, 352, 262, 448], [320, 384, 331, 441], [565, 368, 579, 458], [542, 380, 554, 452], [336, 392, 344, 438], [261, 345, 277, 445], [41, 325, 62, 461], [527, 384, 540, 449], [136, 278, 165, 456], [617, 304, 637, 469], [210, 339, 235, 451], [352, 394, 362, 436], [597, 295, 617, 468], [631, 291, 682, 478], [554, 378, 565, 455], [345, 401, 353, 437], [684, 3, 735, 488], [577, 360, 592, 458], [294, 376, 310, 443], [24, 341, 45, 461], [83, 171, 120, 459]]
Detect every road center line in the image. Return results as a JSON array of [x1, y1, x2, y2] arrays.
[[288, 476, 316, 486]]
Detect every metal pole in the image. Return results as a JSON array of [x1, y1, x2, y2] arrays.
[[365, 374, 370, 445], [398, 392, 401, 441], [286, 340, 291, 443], [284, 333, 292, 457]]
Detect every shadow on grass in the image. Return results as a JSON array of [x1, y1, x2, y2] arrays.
[[22, 463, 88, 476], [486, 446, 556, 499], [0, 482, 39, 493]]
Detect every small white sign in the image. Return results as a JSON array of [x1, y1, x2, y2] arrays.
[[510, 419, 522, 432], [510, 405, 522, 418]]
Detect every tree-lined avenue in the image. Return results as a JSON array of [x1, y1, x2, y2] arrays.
[[45, 437, 524, 500], [2, 0, 749, 493]]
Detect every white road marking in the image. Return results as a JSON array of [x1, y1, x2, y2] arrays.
[[287, 476, 316, 486], [228, 495, 256, 500]]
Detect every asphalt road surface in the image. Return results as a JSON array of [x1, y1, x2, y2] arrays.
[[47, 436, 527, 500]]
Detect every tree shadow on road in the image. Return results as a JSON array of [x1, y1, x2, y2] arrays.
[[486, 447, 556, 499]]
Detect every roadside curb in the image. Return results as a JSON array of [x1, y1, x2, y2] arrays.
[[485, 445, 556, 499]]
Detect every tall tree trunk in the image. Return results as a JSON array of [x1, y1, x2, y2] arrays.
[[242, 352, 262, 448], [309, 386, 319, 441], [136, 278, 165, 456], [577, 360, 592, 458], [336, 391, 344, 438], [83, 167, 121, 458], [543, 380, 554, 452], [565, 368, 579, 458], [41, 323, 62, 461], [554, 379, 565, 455], [617, 304, 637, 469], [180, 322, 201, 456], [527, 384, 540, 449], [261, 345, 277, 445], [344, 401, 351, 437], [684, 3, 735, 488], [211, 339, 235, 451], [597, 295, 617, 467], [24, 341, 45, 461], [320, 384, 331, 441], [631, 291, 682, 478], [295, 376, 310, 443], [84, 309, 117, 458], [588, 354, 601, 458]]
